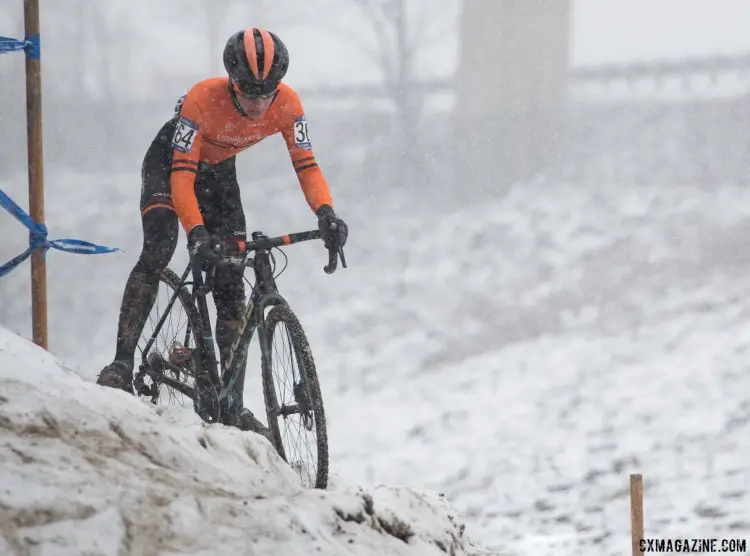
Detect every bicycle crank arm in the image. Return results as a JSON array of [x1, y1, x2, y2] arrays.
[[142, 353, 196, 399]]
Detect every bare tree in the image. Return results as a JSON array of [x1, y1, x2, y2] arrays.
[[355, 0, 417, 149], [319, 0, 457, 181], [317, 0, 456, 296]]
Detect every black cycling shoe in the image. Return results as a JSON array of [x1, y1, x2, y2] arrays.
[[96, 360, 134, 395]]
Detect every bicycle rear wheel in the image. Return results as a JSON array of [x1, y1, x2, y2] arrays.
[[134, 268, 202, 406], [261, 305, 329, 489]]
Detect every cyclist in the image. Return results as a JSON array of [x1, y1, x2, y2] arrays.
[[96, 27, 348, 435]]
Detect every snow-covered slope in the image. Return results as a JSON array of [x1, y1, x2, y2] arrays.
[[312, 180, 750, 554], [6, 168, 750, 554], [0, 325, 485, 556]]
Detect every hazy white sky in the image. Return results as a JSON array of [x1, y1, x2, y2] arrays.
[[572, 0, 750, 65], [8, 0, 750, 97], [278, 0, 750, 88], [288, 0, 750, 86]]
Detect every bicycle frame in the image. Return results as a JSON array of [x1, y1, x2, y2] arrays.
[[137, 228, 343, 422], [211, 240, 288, 411]]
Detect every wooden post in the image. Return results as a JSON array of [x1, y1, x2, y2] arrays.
[[24, 0, 47, 350], [630, 473, 644, 555]]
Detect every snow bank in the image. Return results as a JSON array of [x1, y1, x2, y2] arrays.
[[0, 326, 486, 556]]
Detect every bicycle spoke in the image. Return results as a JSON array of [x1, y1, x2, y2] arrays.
[[136, 271, 198, 408], [269, 319, 319, 486], [281, 414, 317, 485]]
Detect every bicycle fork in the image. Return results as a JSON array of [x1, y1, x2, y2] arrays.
[[190, 262, 225, 422], [222, 297, 256, 411]]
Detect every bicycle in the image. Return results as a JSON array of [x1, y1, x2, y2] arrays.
[[132, 227, 346, 489]]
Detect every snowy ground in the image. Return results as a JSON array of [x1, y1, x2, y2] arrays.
[[4, 170, 750, 554], [314, 181, 750, 554], [0, 325, 484, 555]]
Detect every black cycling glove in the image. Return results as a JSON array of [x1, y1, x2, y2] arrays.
[[316, 205, 348, 250], [188, 225, 221, 268]]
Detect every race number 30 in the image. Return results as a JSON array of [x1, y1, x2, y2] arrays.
[[172, 117, 199, 153], [294, 116, 312, 150]]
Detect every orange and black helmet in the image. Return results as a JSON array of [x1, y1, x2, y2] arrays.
[[223, 28, 289, 98]]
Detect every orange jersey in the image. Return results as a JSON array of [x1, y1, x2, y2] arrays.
[[169, 77, 333, 233]]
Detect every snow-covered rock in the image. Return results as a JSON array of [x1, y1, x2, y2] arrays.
[[0, 325, 485, 556]]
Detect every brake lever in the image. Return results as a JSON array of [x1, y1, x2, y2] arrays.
[[322, 220, 347, 274], [324, 248, 338, 274], [323, 246, 347, 274], [205, 265, 217, 293], [190, 255, 217, 295], [190, 257, 205, 294]]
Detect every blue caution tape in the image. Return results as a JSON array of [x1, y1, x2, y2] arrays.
[[0, 34, 40, 59], [0, 188, 121, 278]]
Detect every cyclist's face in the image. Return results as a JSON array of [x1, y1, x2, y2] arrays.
[[233, 82, 276, 119]]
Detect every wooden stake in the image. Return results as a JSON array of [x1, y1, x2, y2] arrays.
[[630, 473, 644, 555], [24, 0, 47, 349]]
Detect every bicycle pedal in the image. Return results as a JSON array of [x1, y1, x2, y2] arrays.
[[137, 384, 154, 398]]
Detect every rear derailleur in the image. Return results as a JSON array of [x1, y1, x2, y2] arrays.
[[133, 342, 197, 403]]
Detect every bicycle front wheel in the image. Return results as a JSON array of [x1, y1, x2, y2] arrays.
[[261, 305, 329, 489]]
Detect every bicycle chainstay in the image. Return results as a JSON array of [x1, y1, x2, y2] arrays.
[[192, 373, 224, 424]]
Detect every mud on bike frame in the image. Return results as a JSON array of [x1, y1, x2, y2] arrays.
[[135, 227, 346, 423]]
